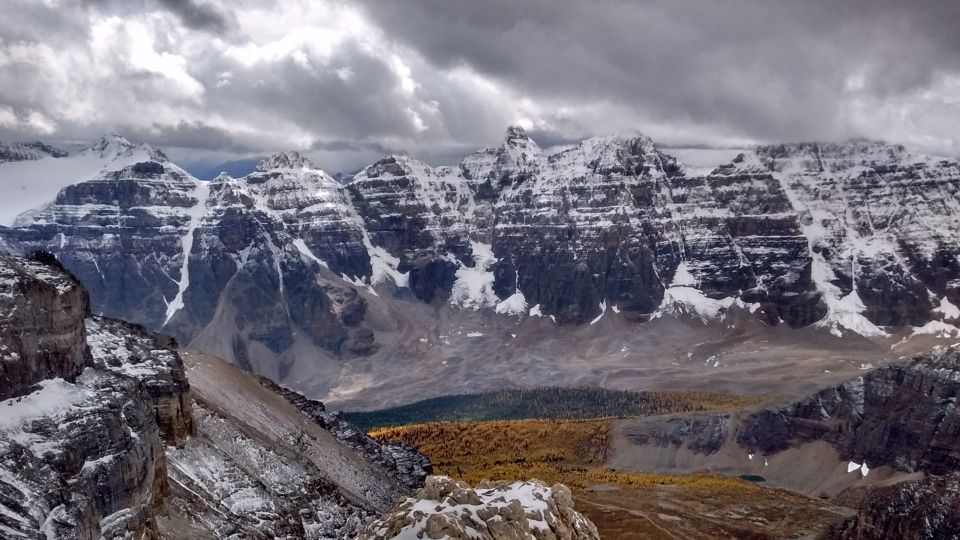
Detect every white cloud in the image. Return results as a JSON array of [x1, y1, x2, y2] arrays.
[[0, 0, 957, 168]]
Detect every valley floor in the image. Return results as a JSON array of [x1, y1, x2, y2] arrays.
[[371, 418, 853, 539]]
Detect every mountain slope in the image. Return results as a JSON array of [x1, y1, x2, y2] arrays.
[[3, 130, 960, 408], [609, 344, 960, 497], [0, 253, 427, 539]]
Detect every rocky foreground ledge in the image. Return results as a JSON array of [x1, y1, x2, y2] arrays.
[[0, 252, 437, 539], [358, 475, 600, 540]]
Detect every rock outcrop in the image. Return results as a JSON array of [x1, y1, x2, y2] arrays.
[[0, 253, 429, 539], [825, 473, 960, 540], [620, 345, 960, 478], [0, 252, 188, 539], [0, 252, 91, 400], [357, 476, 600, 540], [259, 377, 432, 490], [0, 141, 67, 163], [735, 345, 960, 474]]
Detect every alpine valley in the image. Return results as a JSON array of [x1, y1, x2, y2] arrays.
[[3, 128, 960, 539], [2, 128, 959, 409]]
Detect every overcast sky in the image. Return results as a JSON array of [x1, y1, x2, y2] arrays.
[[2, 0, 959, 172]]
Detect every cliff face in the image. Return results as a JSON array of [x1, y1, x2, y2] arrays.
[[826, 473, 960, 540], [4, 131, 960, 409], [0, 254, 430, 539], [608, 346, 960, 538], [0, 253, 91, 400], [736, 346, 960, 474], [0, 253, 189, 539], [6, 130, 960, 378], [619, 345, 960, 478]]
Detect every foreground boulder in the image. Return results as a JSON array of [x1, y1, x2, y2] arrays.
[[358, 475, 600, 540]]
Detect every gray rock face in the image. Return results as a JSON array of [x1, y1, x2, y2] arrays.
[[755, 142, 960, 332], [623, 345, 960, 478], [259, 377, 432, 490], [357, 476, 600, 540], [0, 254, 429, 539], [85, 317, 195, 445], [0, 253, 184, 540], [826, 473, 960, 540], [3, 130, 960, 376], [7, 159, 204, 332], [0, 252, 91, 400], [736, 346, 960, 474]]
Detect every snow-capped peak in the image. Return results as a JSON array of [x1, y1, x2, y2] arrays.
[[352, 154, 436, 182], [212, 171, 235, 183], [0, 135, 182, 227], [88, 134, 135, 154], [504, 125, 532, 142], [82, 134, 168, 164], [255, 150, 317, 172]]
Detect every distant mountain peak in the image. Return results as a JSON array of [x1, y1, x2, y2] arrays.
[[0, 141, 68, 163], [255, 150, 317, 171], [505, 125, 531, 142], [88, 134, 134, 154], [85, 134, 167, 162]]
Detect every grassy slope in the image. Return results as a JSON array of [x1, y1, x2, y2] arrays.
[[346, 386, 767, 430], [371, 419, 752, 489], [372, 419, 848, 538]]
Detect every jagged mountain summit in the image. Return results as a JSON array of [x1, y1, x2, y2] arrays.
[[0, 134, 171, 227], [2, 128, 960, 406]]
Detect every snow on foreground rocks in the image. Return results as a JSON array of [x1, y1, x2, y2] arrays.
[[358, 475, 600, 540]]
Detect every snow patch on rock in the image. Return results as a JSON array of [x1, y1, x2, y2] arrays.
[[495, 290, 527, 316], [589, 301, 607, 325], [450, 242, 498, 310], [654, 262, 726, 320], [163, 180, 210, 326], [362, 231, 408, 288], [357, 476, 599, 540], [934, 297, 960, 320], [912, 320, 960, 338], [809, 252, 886, 338]]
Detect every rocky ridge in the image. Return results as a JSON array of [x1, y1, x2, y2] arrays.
[[0, 253, 431, 539], [827, 472, 960, 540], [2, 130, 960, 390], [0, 252, 187, 539], [608, 345, 960, 539], [618, 345, 960, 478], [357, 475, 600, 540], [0, 141, 68, 163], [258, 377, 432, 490]]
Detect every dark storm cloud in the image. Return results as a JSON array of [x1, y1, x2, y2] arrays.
[[128, 121, 252, 152], [208, 43, 419, 139], [355, 0, 960, 144], [155, 0, 231, 33], [79, 0, 233, 33], [0, 0, 958, 168]]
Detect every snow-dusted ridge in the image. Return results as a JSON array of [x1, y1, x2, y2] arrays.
[[4, 130, 960, 373], [0, 135, 175, 227]]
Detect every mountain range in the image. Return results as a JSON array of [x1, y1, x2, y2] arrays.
[[1, 128, 959, 408]]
